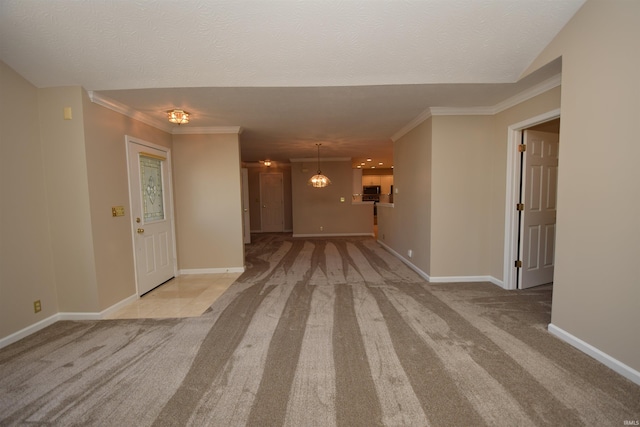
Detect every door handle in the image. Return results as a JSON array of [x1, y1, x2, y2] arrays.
[[137, 228, 145, 234]]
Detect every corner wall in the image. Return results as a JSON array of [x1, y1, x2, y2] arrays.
[[524, 0, 640, 376], [0, 62, 59, 339], [172, 133, 244, 271]]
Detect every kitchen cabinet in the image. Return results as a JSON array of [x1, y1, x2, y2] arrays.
[[362, 175, 381, 186]]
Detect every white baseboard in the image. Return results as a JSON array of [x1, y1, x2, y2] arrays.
[[0, 313, 61, 350], [548, 323, 640, 386], [179, 267, 245, 275], [0, 294, 140, 350], [377, 240, 503, 287], [292, 233, 375, 238], [430, 275, 505, 288]]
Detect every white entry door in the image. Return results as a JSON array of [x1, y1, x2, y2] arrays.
[[126, 137, 176, 295], [260, 173, 284, 232], [520, 130, 559, 289]]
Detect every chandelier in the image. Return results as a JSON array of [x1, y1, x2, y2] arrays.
[[167, 109, 189, 125], [308, 143, 331, 188]]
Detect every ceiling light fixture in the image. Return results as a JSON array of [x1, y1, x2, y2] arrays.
[[263, 160, 272, 167], [167, 109, 189, 125], [308, 143, 331, 188]]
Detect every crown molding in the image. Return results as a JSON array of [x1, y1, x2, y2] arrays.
[[430, 106, 494, 116], [172, 126, 243, 135], [243, 162, 291, 168], [391, 108, 432, 142], [492, 74, 562, 114], [290, 157, 351, 163], [391, 73, 562, 141], [87, 91, 172, 132], [88, 91, 242, 135]]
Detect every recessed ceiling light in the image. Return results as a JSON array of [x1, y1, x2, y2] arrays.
[[366, 158, 372, 162], [360, 162, 365, 165], [357, 165, 361, 168], [371, 166, 376, 169], [378, 162, 383, 165]]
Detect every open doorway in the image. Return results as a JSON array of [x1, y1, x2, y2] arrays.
[[518, 123, 560, 289], [503, 110, 560, 290]]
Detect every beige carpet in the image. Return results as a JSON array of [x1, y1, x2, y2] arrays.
[[0, 234, 638, 426]]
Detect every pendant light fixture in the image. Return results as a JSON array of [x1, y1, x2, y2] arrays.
[[308, 143, 331, 188]]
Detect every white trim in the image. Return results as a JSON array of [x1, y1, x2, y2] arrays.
[[548, 323, 640, 386], [377, 240, 431, 281], [125, 136, 179, 296], [430, 106, 494, 116], [430, 275, 504, 288], [179, 267, 245, 275], [293, 233, 374, 238], [391, 108, 432, 142], [377, 240, 503, 287], [0, 293, 140, 349], [493, 74, 562, 114], [503, 109, 561, 290], [289, 157, 351, 163], [0, 314, 61, 350], [98, 293, 139, 318], [88, 91, 172, 132], [172, 126, 243, 135], [390, 74, 561, 142]]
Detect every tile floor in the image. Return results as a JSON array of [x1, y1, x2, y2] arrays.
[[107, 272, 242, 319]]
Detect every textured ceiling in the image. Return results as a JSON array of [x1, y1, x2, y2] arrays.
[[0, 0, 584, 166]]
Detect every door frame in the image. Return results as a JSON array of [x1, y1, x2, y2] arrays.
[[125, 135, 178, 295], [503, 109, 560, 290]]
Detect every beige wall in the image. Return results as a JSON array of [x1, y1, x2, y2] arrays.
[[524, 0, 640, 372], [82, 93, 172, 310], [247, 165, 293, 232], [0, 62, 59, 337], [291, 160, 372, 236], [378, 117, 432, 274], [380, 90, 562, 283], [172, 133, 244, 270], [38, 86, 101, 313], [431, 115, 494, 277], [489, 87, 562, 280]]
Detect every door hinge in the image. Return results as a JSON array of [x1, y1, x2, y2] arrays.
[[515, 260, 522, 268], [516, 203, 524, 211], [518, 144, 527, 153]]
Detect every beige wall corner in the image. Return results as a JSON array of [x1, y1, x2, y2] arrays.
[[37, 86, 101, 313], [82, 92, 172, 310], [0, 61, 59, 339], [377, 117, 432, 275], [172, 133, 244, 270], [527, 0, 640, 374]]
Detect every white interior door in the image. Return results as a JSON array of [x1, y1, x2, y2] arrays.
[[127, 137, 176, 295], [520, 130, 559, 289], [241, 168, 251, 244], [260, 173, 284, 232]]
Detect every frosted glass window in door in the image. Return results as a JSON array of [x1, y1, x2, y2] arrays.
[[140, 155, 165, 222]]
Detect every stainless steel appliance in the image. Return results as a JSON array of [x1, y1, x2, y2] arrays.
[[362, 185, 380, 202]]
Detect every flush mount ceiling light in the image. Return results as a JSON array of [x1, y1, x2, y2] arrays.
[[167, 109, 189, 125], [308, 143, 331, 188], [263, 160, 272, 167]]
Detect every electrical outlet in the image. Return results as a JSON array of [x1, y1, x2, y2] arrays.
[[34, 300, 42, 313], [407, 249, 413, 258]]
